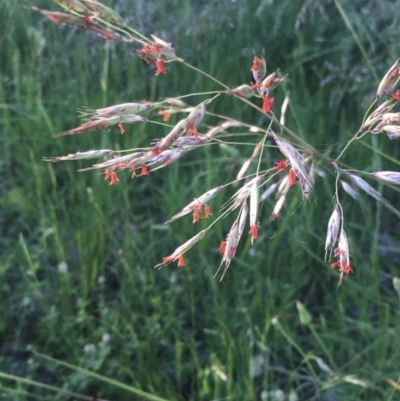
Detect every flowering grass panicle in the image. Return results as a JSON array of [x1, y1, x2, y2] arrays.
[[37, 0, 400, 285]]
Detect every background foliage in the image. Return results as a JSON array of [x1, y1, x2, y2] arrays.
[[1, 0, 400, 400]]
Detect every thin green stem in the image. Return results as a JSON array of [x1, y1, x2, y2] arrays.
[[180, 60, 231, 91]]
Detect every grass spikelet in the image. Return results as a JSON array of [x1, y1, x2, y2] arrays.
[[81, 0, 127, 26]]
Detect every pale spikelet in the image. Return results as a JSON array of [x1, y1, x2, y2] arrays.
[[153, 119, 188, 152], [81, 0, 127, 26], [84, 150, 155, 174], [387, 132, 400, 140], [205, 121, 242, 138], [288, 157, 312, 199], [54, 0, 89, 13], [340, 180, 357, 200], [280, 92, 290, 126], [80, 102, 152, 119], [124, 151, 156, 169], [150, 34, 176, 59], [236, 160, 251, 182], [230, 84, 254, 98], [155, 229, 208, 269], [149, 149, 186, 167], [338, 231, 350, 266], [271, 195, 285, 219], [331, 229, 353, 287], [250, 52, 266, 83], [276, 175, 290, 199], [376, 58, 400, 99], [215, 220, 239, 280], [347, 173, 383, 201], [185, 102, 206, 133], [167, 98, 188, 108], [43, 149, 113, 162], [78, 151, 145, 171], [381, 112, 400, 124], [249, 181, 260, 244], [224, 174, 265, 212], [260, 183, 277, 202], [372, 171, 400, 185], [373, 112, 400, 133], [346, 172, 400, 217], [30, 7, 86, 26], [381, 125, 400, 139], [274, 135, 312, 199], [166, 186, 223, 223], [115, 115, 148, 125], [216, 204, 248, 280], [259, 71, 287, 96], [324, 206, 341, 261], [362, 100, 394, 130], [85, 23, 122, 41], [238, 202, 248, 236], [53, 115, 147, 137], [171, 135, 210, 147]]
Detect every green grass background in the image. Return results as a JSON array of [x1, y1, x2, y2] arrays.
[[1, 0, 400, 400]]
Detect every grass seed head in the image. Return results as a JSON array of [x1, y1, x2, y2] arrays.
[[250, 53, 267, 83], [230, 84, 255, 98], [377, 58, 400, 99], [372, 171, 400, 185], [54, 0, 89, 13], [324, 205, 341, 261], [81, 0, 127, 26], [156, 229, 208, 269]]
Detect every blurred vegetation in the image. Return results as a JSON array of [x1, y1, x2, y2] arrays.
[[1, 0, 400, 400]]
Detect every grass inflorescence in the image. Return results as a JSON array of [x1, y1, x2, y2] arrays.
[[1, 0, 400, 400]]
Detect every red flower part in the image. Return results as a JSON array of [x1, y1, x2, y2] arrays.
[[250, 82, 262, 89], [330, 260, 341, 269], [158, 110, 170, 122], [163, 256, 172, 265], [226, 246, 237, 259], [275, 160, 287, 173], [46, 14, 61, 25], [262, 96, 275, 113], [130, 166, 137, 177], [104, 168, 111, 181], [140, 164, 149, 176], [138, 44, 159, 64], [150, 144, 163, 156], [339, 264, 354, 274], [218, 240, 226, 253], [118, 122, 125, 134], [203, 205, 212, 219], [82, 15, 95, 24], [250, 56, 261, 71], [109, 171, 119, 185], [162, 156, 172, 165], [192, 206, 201, 223], [155, 59, 167, 76], [288, 169, 298, 186], [391, 90, 400, 102], [177, 255, 186, 267], [249, 225, 259, 240]]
